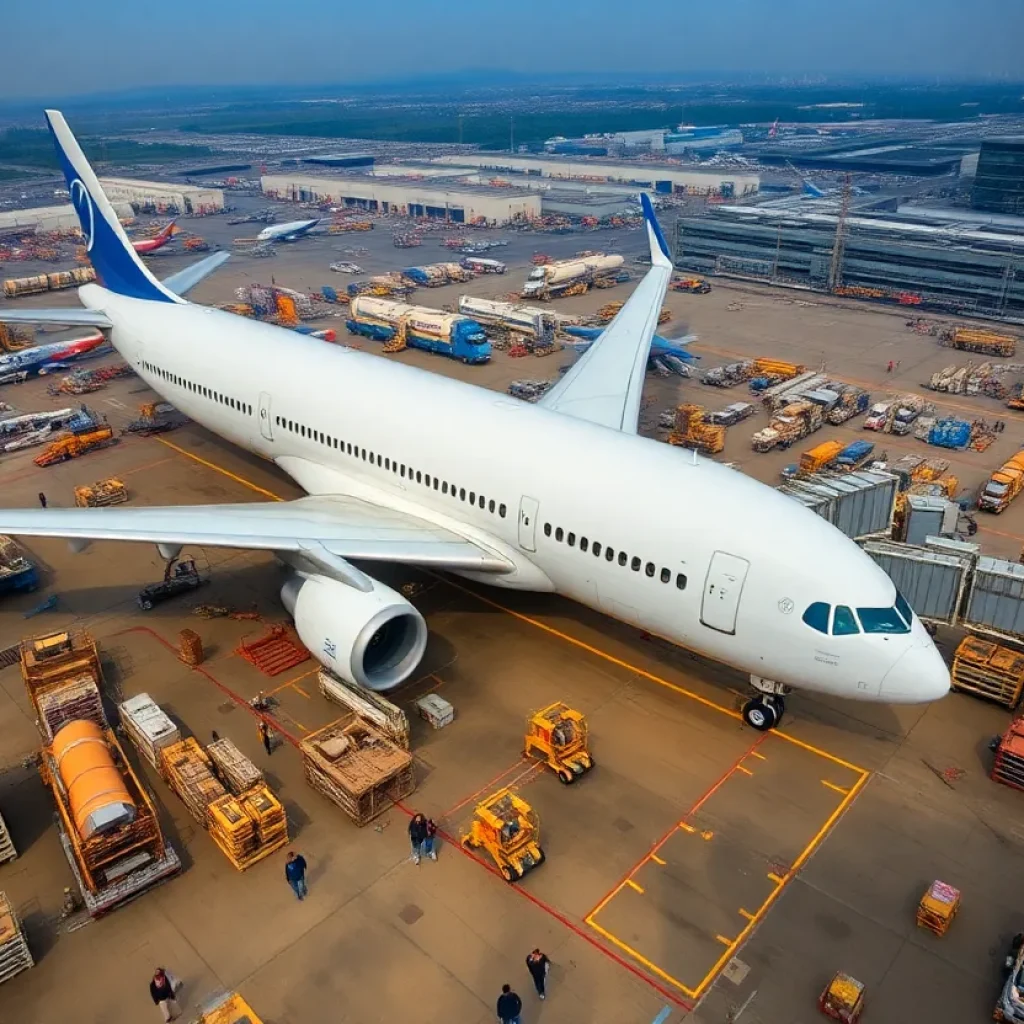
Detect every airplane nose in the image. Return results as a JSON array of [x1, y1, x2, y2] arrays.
[[880, 642, 951, 704]]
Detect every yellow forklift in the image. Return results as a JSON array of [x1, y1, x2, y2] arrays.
[[461, 788, 544, 883], [524, 702, 593, 784]]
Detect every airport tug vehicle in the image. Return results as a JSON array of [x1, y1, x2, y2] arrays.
[[461, 788, 544, 883], [524, 702, 593, 784]]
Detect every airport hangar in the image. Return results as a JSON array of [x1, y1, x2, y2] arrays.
[[97, 177, 225, 215], [261, 173, 542, 225], [0, 201, 135, 234]]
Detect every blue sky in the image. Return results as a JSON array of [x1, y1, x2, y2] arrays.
[[6, 0, 1023, 98]]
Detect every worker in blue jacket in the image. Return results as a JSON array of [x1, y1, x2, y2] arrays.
[[285, 850, 308, 900]]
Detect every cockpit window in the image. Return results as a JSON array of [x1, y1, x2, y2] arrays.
[[857, 606, 910, 634], [895, 592, 913, 627], [802, 602, 830, 634], [832, 605, 860, 635]]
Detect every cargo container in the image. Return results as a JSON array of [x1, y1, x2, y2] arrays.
[[834, 440, 875, 471], [826, 387, 870, 424], [799, 440, 843, 474], [928, 418, 971, 450], [347, 296, 490, 363], [963, 557, 1024, 643], [522, 254, 624, 298], [978, 450, 1024, 513], [779, 470, 898, 539], [861, 540, 972, 626], [400, 263, 473, 287]]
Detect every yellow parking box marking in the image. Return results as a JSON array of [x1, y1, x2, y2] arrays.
[[767, 872, 784, 884], [715, 935, 733, 947], [749, 751, 767, 760], [586, 916, 699, 998], [291, 683, 311, 699], [626, 879, 645, 894], [735, 765, 753, 776], [678, 822, 696, 833], [739, 908, 755, 921], [650, 854, 666, 866], [821, 779, 849, 795]]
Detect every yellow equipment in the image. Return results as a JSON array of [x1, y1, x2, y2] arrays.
[[819, 972, 865, 1022], [668, 404, 725, 454], [524, 702, 593, 784], [195, 991, 265, 1024], [461, 788, 544, 883]]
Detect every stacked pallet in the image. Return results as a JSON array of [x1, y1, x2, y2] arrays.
[[207, 786, 288, 870], [242, 787, 288, 850], [318, 669, 410, 749], [178, 629, 204, 667], [951, 637, 1024, 709], [35, 673, 104, 741], [917, 880, 960, 936], [160, 739, 226, 823], [207, 739, 263, 796], [0, 893, 33, 985], [301, 714, 415, 826], [0, 810, 15, 865], [120, 694, 181, 770], [990, 719, 1024, 791]]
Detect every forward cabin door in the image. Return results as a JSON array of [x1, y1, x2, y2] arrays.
[[700, 551, 750, 635], [518, 496, 539, 552], [258, 392, 274, 441]]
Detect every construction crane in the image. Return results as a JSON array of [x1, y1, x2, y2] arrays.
[[828, 174, 853, 293]]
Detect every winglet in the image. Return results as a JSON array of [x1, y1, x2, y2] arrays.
[[641, 193, 672, 270], [43, 110, 180, 304]]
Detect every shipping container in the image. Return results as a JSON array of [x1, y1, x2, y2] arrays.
[[779, 470, 898, 539], [963, 557, 1024, 643]]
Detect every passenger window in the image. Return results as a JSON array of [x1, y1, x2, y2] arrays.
[[802, 602, 831, 634], [631, 557, 641, 571], [401, 465, 406, 477], [645, 562, 655, 578], [618, 552, 627, 566], [433, 479, 439, 491], [459, 488, 466, 501], [470, 492, 476, 504], [580, 538, 588, 552], [676, 573, 687, 590], [418, 472, 424, 485], [567, 533, 575, 547], [544, 523, 551, 537], [488, 500, 495, 513], [442, 482, 449, 495], [832, 606, 860, 635], [478, 495, 485, 508], [555, 528, 564, 542], [499, 504, 506, 518], [660, 568, 670, 584], [593, 542, 602, 557], [605, 547, 614, 562]]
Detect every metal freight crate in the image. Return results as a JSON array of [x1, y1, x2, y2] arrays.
[[861, 541, 971, 625], [963, 557, 1024, 644]]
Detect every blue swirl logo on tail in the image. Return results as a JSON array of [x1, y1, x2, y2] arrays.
[[70, 179, 95, 252]]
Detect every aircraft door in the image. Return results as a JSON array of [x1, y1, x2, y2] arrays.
[[518, 496, 539, 552], [258, 392, 274, 441], [700, 551, 750, 635]]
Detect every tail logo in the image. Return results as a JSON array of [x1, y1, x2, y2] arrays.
[[70, 179, 95, 252]]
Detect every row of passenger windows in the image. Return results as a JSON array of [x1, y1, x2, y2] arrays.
[[142, 361, 251, 417], [802, 593, 913, 636], [542, 522, 687, 590], [273, 414, 508, 518]]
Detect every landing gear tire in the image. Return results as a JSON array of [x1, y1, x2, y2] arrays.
[[743, 697, 779, 732]]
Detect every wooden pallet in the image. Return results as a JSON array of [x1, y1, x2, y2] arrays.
[[0, 892, 33, 984], [235, 626, 310, 677], [207, 739, 263, 796], [0, 811, 15, 865], [951, 636, 1024, 709]]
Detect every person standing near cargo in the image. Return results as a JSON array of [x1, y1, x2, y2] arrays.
[[496, 983, 523, 1024], [409, 812, 433, 864], [258, 718, 273, 757], [285, 850, 308, 900], [149, 967, 182, 1022], [525, 948, 551, 1000]]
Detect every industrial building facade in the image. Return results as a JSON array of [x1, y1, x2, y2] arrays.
[[98, 178, 224, 215], [430, 155, 759, 197], [674, 207, 1024, 317], [260, 173, 541, 225], [972, 139, 1024, 215], [0, 202, 135, 235]]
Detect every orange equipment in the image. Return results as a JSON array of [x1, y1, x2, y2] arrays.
[[819, 973, 865, 1022], [461, 788, 544, 883], [524, 703, 592, 784], [51, 719, 136, 840], [34, 425, 116, 467], [917, 880, 960, 936]]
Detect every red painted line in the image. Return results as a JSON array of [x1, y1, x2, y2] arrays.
[[584, 732, 769, 921], [439, 756, 531, 821], [392, 800, 693, 1012], [113, 625, 302, 747]]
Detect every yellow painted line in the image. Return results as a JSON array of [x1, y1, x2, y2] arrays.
[[291, 683, 311, 699], [686, 769, 870, 1000], [650, 854, 666, 866], [678, 822, 696, 833], [586, 882, 629, 923], [749, 751, 767, 760], [715, 935, 733, 947], [767, 872, 784, 884], [626, 879, 645, 894], [267, 666, 319, 696], [821, 779, 849, 795], [735, 765, 753, 776], [739, 908, 755, 921], [155, 437, 285, 502], [585, 916, 698, 998]]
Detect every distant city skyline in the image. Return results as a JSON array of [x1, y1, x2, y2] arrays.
[[5, 0, 1024, 100]]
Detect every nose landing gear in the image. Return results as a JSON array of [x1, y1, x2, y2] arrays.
[[743, 677, 790, 732]]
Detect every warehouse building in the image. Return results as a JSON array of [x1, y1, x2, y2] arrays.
[[431, 154, 759, 197], [301, 153, 375, 169], [0, 201, 135, 235], [674, 205, 1024, 317], [972, 138, 1024, 215], [261, 173, 541, 224], [97, 177, 224, 214], [539, 190, 637, 219]]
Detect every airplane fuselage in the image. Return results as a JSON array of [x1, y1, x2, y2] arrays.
[[88, 283, 946, 707]]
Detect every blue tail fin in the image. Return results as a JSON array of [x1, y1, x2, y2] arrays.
[[641, 193, 672, 270], [44, 110, 180, 304]]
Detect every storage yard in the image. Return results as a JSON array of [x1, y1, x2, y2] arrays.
[[6, 191, 1024, 1024]]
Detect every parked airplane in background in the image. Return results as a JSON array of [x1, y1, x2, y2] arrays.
[[0, 111, 950, 732], [132, 220, 177, 255], [561, 325, 698, 364], [0, 331, 106, 378], [256, 218, 321, 242]]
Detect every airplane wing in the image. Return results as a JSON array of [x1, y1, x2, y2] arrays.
[[162, 252, 231, 297], [536, 193, 673, 434], [0, 495, 513, 585], [0, 309, 113, 328]]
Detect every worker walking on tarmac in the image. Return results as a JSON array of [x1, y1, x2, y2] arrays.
[[496, 983, 523, 1024], [258, 718, 273, 756], [37, 492, 47, 509], [525, 948, 551, 1000], [285, 850, 308, 901], [149, 967, 182, 1022], [408, 812, 436, 864]]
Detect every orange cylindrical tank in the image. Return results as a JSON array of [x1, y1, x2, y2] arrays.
[[52, 720, 136, 840]]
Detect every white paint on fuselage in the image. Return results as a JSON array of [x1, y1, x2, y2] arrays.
[[81, 282, 949, 707]]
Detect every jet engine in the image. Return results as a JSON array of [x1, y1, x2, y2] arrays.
[[280, 573, 427, 692]]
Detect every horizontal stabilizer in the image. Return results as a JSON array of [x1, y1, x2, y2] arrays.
[[162, 251, 231, 297], [0, 309, 113, 328]]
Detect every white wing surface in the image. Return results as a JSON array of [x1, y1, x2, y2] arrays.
[[537, 193, 673, 434]]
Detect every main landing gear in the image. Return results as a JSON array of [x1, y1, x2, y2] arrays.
[[742, 676, 790, 732]]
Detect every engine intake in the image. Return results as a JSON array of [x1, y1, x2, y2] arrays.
[[281, 573, 427, 691]]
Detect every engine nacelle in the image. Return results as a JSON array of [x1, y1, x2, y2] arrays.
[[280, 573, 427, 691]]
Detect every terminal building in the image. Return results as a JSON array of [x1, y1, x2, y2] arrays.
[[260, 173, 541, 224], [430, 154, 759, 197], [97, 177, 225, 215], [972, 138, 1024, 215]]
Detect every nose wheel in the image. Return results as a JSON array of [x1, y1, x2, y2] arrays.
[[743, 694, 786, 732]]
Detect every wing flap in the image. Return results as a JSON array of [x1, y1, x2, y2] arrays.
[[0, 495, 511, 572]]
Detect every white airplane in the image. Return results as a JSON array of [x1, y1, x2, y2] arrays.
[[0, 112, 950, 731], [256, 218, 321, 242]]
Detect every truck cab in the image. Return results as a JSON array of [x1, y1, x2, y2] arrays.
[[864, 402, 891, 431]]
